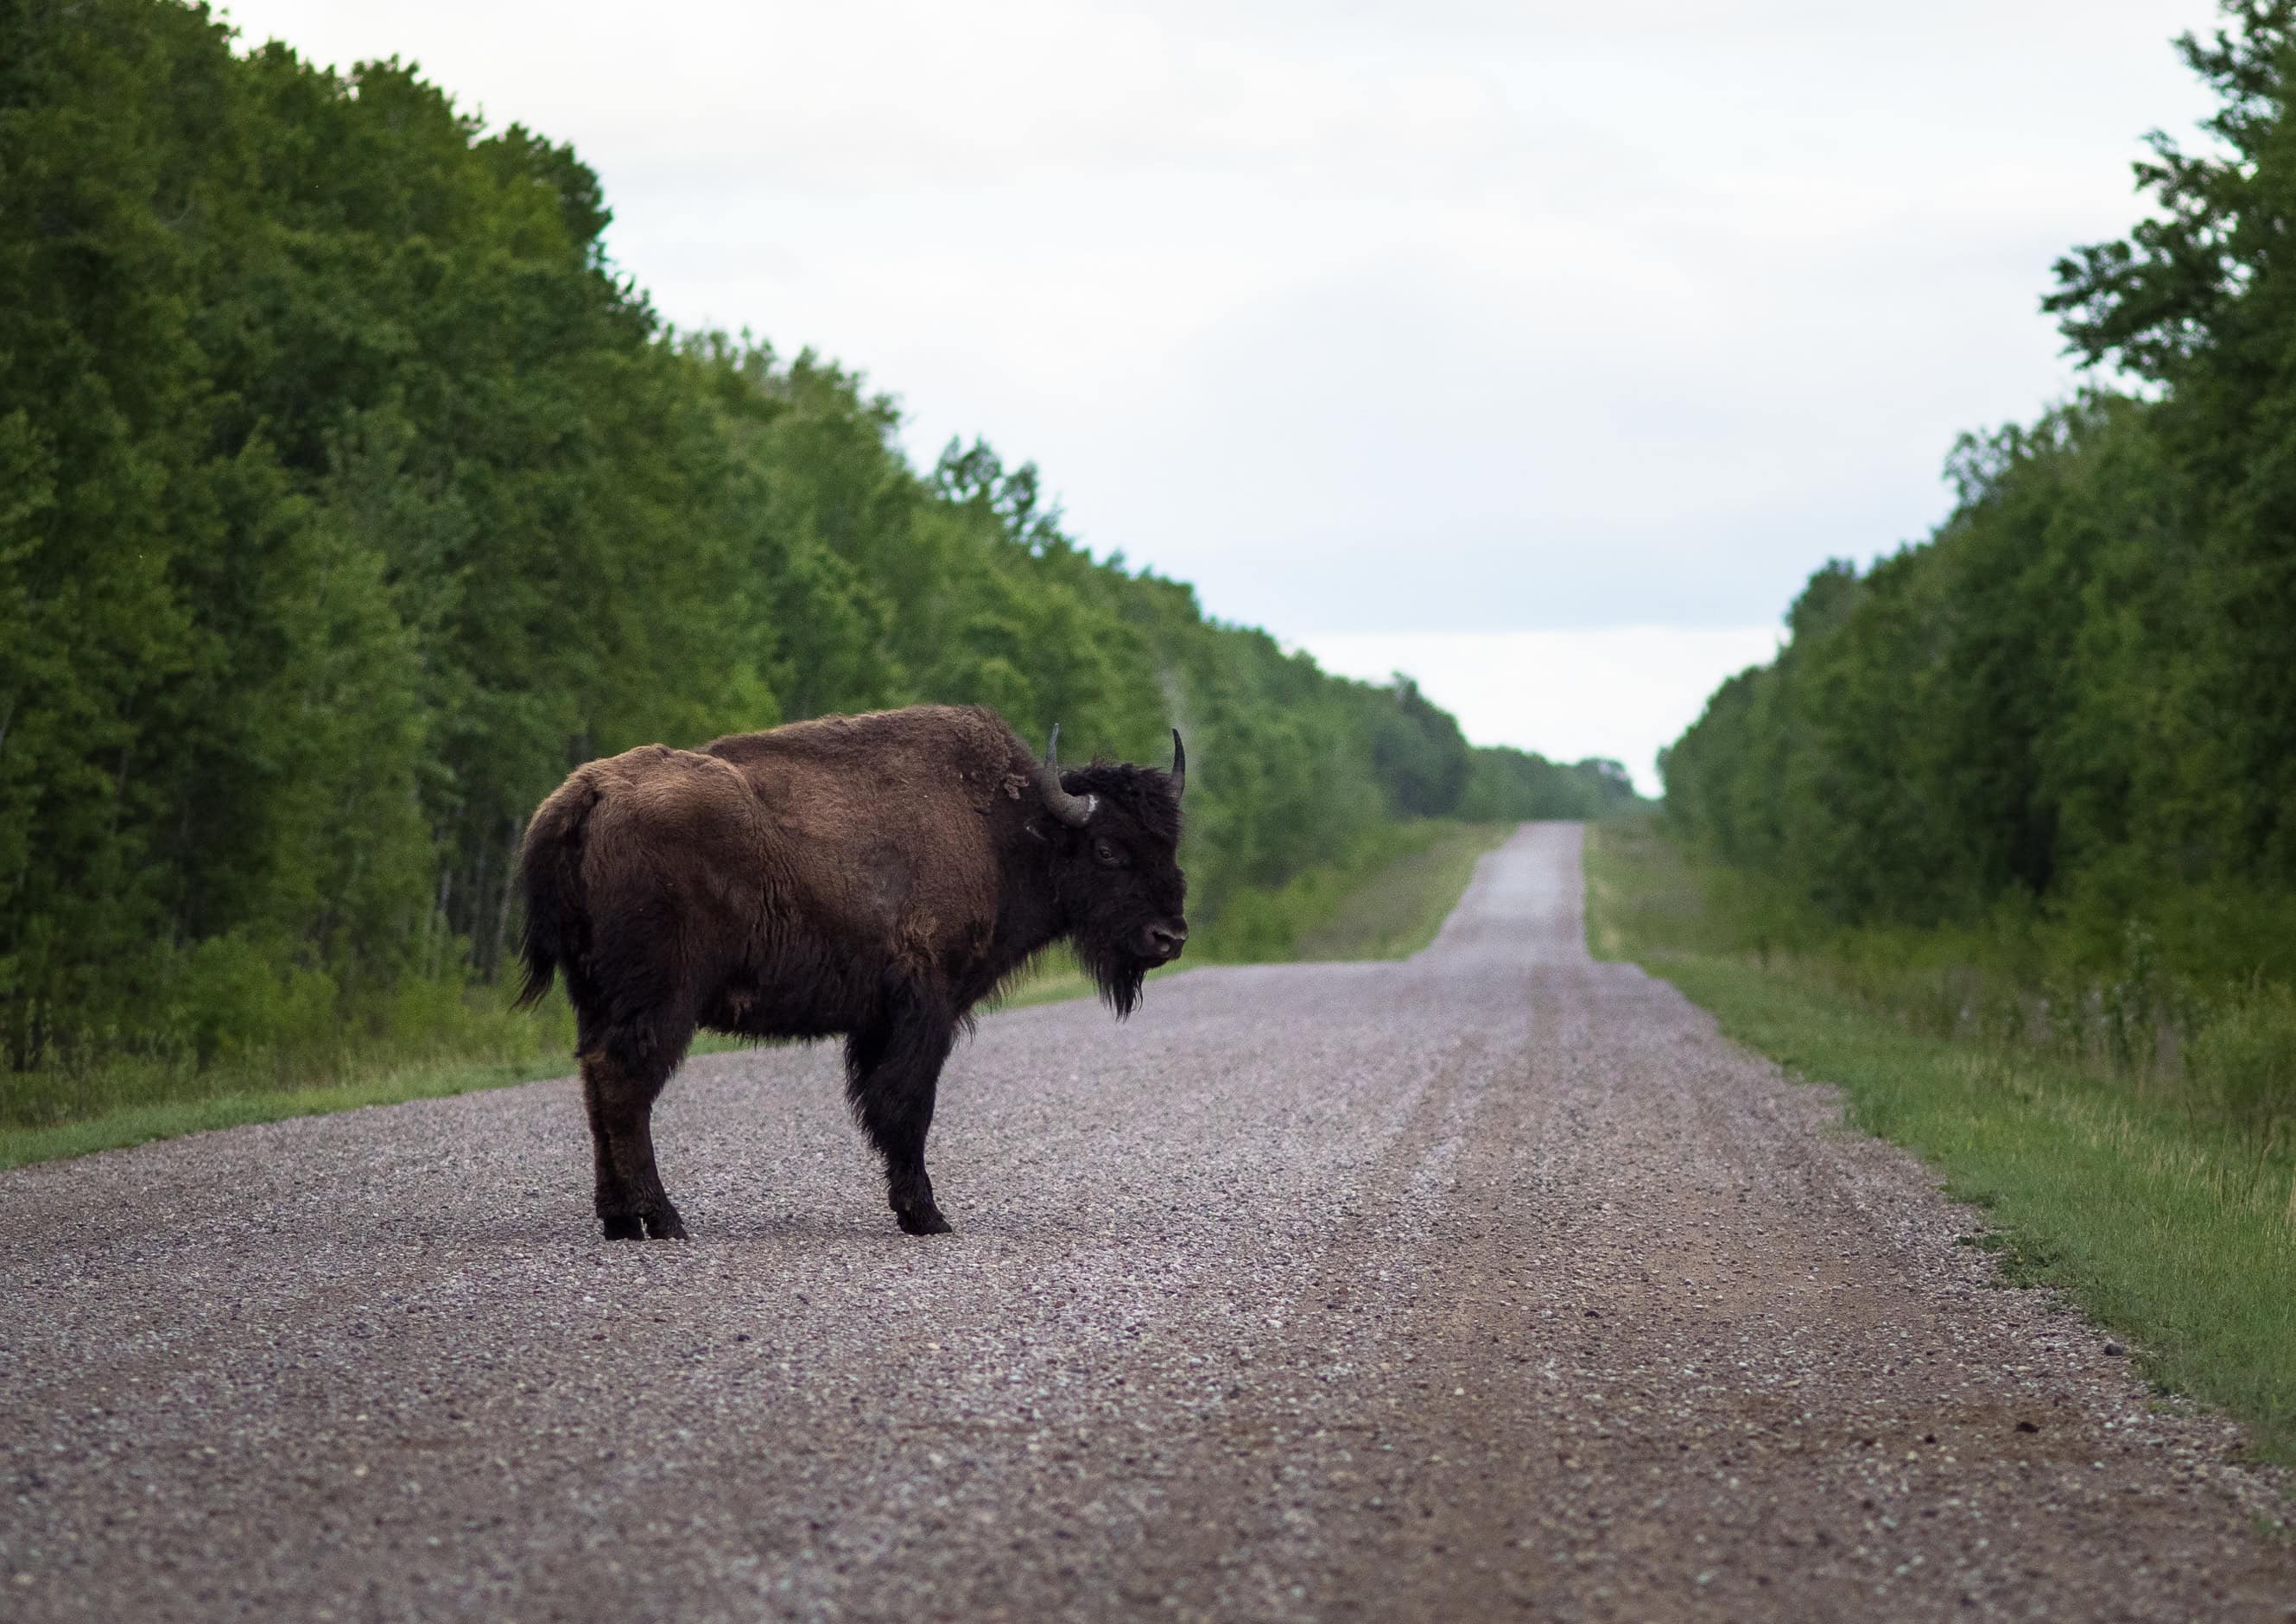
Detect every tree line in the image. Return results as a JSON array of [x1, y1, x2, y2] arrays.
[[0, 0, 1635, 1077], [1663, 3, 2296, 992]]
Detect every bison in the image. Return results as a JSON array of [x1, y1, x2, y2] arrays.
[[512, 704, 1188, 1240]]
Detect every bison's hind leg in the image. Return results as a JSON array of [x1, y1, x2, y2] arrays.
[[580, 1019, 695, 1241]]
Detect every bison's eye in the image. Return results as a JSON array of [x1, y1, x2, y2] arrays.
[[1092, 837, 1126, 868]]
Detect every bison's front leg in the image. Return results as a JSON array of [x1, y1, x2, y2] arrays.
[[844, 993, 958, 1236]]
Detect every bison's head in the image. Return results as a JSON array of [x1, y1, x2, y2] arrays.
[[1039, 729, 1188, 1018]]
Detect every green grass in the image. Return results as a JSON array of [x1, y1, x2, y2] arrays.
[[1, 822, 1515, 1170], [988, 949, 1101, 1012], [1186, 819, 1513, 965], [1586, 819, 2296, 1468], [0, 1022, 763, 1174], [1291, 821, 1512, 960], [0, 1056, 576, 1172]]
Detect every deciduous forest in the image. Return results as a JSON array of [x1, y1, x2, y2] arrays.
[[1661, 3, 2296, 1113], [0, 0, 1637, 1114]]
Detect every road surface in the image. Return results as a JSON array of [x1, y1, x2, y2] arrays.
[[3, 824, 2289, 1621]]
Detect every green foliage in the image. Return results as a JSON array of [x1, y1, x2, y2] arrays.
[[1462, 745, 1641, 822], [1595, 813, 2291, 1151], [1668, 4, 2296, 999], [1367, 676, 1470, 816], [2187, 983, 2296, 1131], [0, 1, 1541, 1124]]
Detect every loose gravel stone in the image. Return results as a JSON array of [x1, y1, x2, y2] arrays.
[[1, 823, 2289, 1621]]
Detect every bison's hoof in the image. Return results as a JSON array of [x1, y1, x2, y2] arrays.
[[643, 1206, 690, 1241], [601, 1214, 644, 1241], [897, 1205, 954, 1236]]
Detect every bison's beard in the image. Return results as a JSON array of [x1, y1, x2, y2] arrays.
[[1074, 936, 1150, 1019]]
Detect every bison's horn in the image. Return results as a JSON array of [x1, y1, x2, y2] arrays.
[[1041, 724, 1098, 828], [1168, 729, 1185, 799]]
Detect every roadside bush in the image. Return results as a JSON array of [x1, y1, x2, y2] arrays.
[[173, 936, 339, 1070], [1194, 822, 1443, 963], [2187, 985, 2296, 1133]]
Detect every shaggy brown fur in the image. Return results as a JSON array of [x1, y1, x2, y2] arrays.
[[514, 705, 1186, 1239]]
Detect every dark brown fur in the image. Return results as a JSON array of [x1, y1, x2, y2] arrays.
[[513, 705, 1186, 1239]]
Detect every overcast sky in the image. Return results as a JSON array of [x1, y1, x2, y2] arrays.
[[222, 0, 2223, 789]]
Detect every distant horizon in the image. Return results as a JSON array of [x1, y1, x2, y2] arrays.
[[1299, 625, 1781, 796]]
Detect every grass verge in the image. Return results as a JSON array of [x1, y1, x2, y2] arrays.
[[1586, 819, 2296, 1467], [1292, 821, 1513, 961], [0, 1025, 761, 1175], [2, 822, 1515, 1170], [0, 1056, 574, 1173], [1190, 819, 1513, 965]]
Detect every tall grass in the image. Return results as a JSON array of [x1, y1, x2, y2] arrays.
[[0, 969, 588, 1171], [1589, 817, 2296, 1145], [1, 967, 578, 1134]]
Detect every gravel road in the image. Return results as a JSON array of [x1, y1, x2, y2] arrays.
[[3, 822, 2290, 1621]]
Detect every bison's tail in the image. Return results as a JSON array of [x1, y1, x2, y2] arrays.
[[511, 774, 599, 1011]]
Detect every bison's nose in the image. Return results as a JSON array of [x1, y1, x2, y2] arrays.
[[1145, 921, 1188, 961]]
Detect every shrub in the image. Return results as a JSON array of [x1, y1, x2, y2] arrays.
[[2187, 985, 2296, 1131]]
